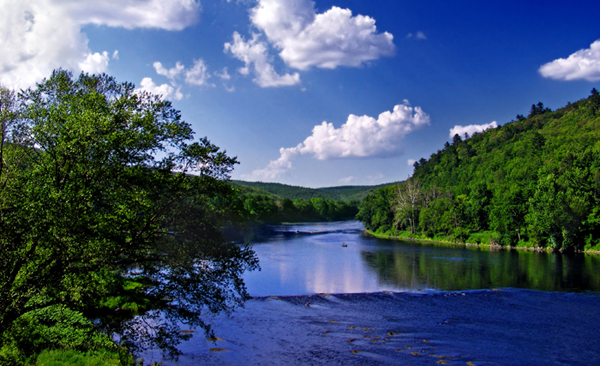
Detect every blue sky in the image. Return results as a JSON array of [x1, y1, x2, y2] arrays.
[[2, 0, 600, 187]]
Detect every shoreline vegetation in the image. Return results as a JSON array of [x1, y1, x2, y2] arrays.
[[357, 90, 600, 255], [364, 229, 600, 255]]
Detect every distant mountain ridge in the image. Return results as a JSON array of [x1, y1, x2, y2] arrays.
[[231, 181, 400, 202]]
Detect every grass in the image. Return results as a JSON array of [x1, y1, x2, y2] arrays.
[[363, 229, 581, 253], [34, 349, 125, 366]]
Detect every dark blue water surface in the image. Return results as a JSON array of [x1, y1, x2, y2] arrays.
[[144, 221, 600, 365], [243, 221, 600, 296]]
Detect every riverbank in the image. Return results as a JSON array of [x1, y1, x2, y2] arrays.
[[364, 230, 600, 255], [143, 289, 600, 365]]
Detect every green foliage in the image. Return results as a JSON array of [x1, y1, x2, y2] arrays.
[[356, 186, 395, 232], [227, 181, 368, 224], [358, 91, 600, 251], [232, 180, 398, 202], [452, 227, 470, 243], [34, 349, 125, 366], [0, 71, 258, 362], [528, 102, 551, 118], [229, 188, 359, 223], [0, 305, 116, 365]]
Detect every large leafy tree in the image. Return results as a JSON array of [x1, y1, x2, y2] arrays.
[[0, 70, 258, 361], [356, 186, 395, 232]]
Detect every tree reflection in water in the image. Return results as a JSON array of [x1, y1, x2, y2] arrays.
[[360, 243, 600, 292]]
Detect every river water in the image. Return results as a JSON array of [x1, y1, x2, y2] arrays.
[[144, 221, 600, 365], [243, 221, 600, 295]]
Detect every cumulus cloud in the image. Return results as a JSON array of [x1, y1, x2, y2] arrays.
[[79, 51, 111, 74], [539, 40, 600, 82], [224, 32, 301, 87], [226, 0, 394, 87], [250, 146, 300, 180], [250, 0, 395, 70], [137, 77, 183, 101], [61, 0, 200, 30], [407, 159, 417, 166], [154, 62, 185, 80], [449, 121, 497, 139], [249, 101, 429, 180], [139, 59, 217, 100], [0, 0, 200, 89], [185, 59, 214, 86], [152, 59, 214, 86]]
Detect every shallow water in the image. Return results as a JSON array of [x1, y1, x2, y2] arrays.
[[147, 290, 600, 365], [243, 221, 600, 296]]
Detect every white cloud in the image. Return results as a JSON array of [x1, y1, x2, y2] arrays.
[[144, 59, 215, 96], [249, 146, 300, 180], [152, 59, 213, 87], [224, 32, 301, 87], [296, 102, 429, 160], [216, 67, 231, 80], [79, 51, 110, 74], [338, 176, 355, 184], [539, 40, 600, 82], [249, 0, 395, 70], [0, 0, 200, 89], [63, 0, 201, 31], [449, 121, 497, 139], [407, 159, 417, 166], [407, 31, 426, 40], [136, 77, 183, 101], [216, 68, 234, 91], [185, 59, 214, 87], [112, 50, 120, 60], [154, 62, 184, 80], [249, 101, 429, 180]]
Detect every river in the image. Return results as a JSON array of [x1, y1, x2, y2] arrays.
[[144, 221, 600, 365], [243, 221, 600, 295]]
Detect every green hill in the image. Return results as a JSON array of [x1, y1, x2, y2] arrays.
[[231, 181, 399, 202], [357, 89, 600, 252]]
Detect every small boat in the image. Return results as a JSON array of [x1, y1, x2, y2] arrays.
[[341, 243, 348, 247]]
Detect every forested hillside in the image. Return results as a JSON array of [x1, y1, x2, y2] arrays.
[[232, 181, 398, 201], [357, 89, 600, 252], [228, 181, 395, 223]]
